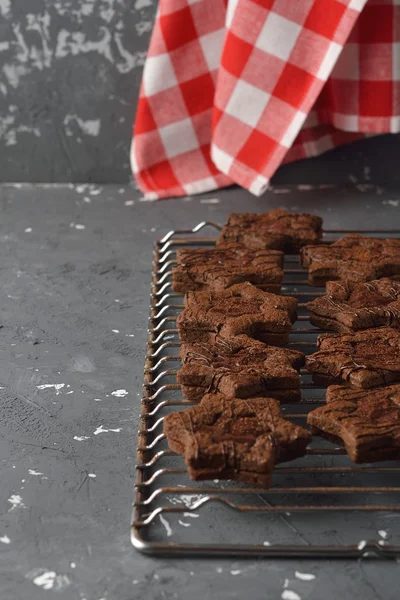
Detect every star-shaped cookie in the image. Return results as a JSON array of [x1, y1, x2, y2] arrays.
[[177, 282, 298, 346], [178, 335, 304, 402], [308, 384, 400, 463], [306, 327, 400, 388], [301, 234, 400, 286], [307, 278, 400, 332], [172, 244, 284, 294], [164, 393, 311, 486], [217, 209, 322, 253]]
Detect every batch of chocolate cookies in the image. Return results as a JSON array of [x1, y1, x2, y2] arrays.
[[163, 209, 400, 488]]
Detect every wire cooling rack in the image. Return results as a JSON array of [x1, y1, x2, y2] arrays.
[[131, 222, 400, 557]]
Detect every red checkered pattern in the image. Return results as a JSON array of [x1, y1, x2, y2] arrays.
[[133, 0, 400, 199]]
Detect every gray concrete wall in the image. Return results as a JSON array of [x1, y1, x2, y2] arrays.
[[1, 0, 400, 184], [0, 0, 156, 182]]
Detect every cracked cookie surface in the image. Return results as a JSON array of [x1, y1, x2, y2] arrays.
[[164, 393, 311, 486], [308, 384, 400, 462], [301, 234, 400, 286], [172, 244, 283, 294], [178, 335, 304, 402], [307, 278, 400, 332], [177, 282, 298, 346], [306, 327, 400, 388], [217, 209, 322, 253]]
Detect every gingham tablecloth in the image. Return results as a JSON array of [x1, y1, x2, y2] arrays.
[[132, 0, 400, 199]]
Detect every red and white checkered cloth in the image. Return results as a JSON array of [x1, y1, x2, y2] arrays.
[[132, 0, 400, 199]]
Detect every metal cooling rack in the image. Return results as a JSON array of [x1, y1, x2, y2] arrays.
[[132, 223, 400, 557]]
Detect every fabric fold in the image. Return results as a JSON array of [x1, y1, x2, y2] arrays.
[[133, 0, 397, 200]]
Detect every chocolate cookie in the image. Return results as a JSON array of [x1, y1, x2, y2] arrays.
[[172, 244, 284, 294], [307, 384, 400, 463], [301, 234, 400, 286], [306, 327, 400, 389], [178, 335, 305, 402], [217, 209, 322, 253], [164, 393, 311, 486], [307, 279, 400, 333], [177, 282, 298, 346]]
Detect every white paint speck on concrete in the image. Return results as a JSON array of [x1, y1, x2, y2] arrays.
[[64, 115, 101, 137], [295, 571, 316, 581], [111, 389, 128, 397], [37, 383, 65, 395], [282, 591, 301, 600], [0, 535, 10, 544], [178, 520, 190, 527], [200, 198, 220, 204], [8, 494, 25, 510], [135, 0, 153, 8], [159, 514, 172, 537], [29, 569, 70, 591], [93, 425, 121, 435], [378, 530, 388, 539]]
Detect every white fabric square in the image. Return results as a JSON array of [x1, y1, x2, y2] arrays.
[[255, 13, 301, 61], [304, 135, 334, 157], [142, 54, 178, 96], [159, 118, 199, 158], [130, 139, 139, 173], [226, 0, 239, 28], [249, 175, 269, 196], [280, 110, 307, 148], [200, 29, 225, 71], [317, 42, 342, 81], [334, 113, 358, 131], [393, 43, 400, 80], [211, 144, 234, 174], [348, 0, 368, 9], [183, 177, 217, 195], [390, 116, 400, 132], [225, 80, 270, 127]]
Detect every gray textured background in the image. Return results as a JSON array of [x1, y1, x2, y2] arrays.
[[0, 0, 153, 183], [2, 0, 400, 185], [0, 182, 398, 600]]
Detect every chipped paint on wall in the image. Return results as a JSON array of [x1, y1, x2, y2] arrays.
[[0, 0, 155, 179], [64, 115, 101, 137], [0, 106, 40, 145]]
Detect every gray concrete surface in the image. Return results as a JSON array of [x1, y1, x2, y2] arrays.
[[2, 0, 400, 186], [0, 182, 399, 599]]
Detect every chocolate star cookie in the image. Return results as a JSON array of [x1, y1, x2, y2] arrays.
[[172, 244, 284, 294], [178, 335, 304, 402], [301, 234, 400, 286], [306, 327, 400, 388], [177, 282, 298, 346], [307, 384, 400, 463], [307, 279, 400, 332], [164, 393, 311, 486], [217, 209, 322, 253]]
